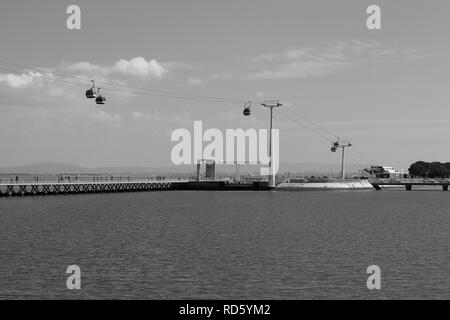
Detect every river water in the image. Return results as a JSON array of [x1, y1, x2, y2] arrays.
[[0, 190, 449, 299]]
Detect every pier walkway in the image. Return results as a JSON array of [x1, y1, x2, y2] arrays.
[[0, 176, 272, 197], [371, 179, 450, 191], [0, 177, 188, 197]]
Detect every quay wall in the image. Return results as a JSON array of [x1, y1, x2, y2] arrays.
[[276, 180, 375, 191]]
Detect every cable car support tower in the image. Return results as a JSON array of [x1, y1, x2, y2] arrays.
[[243, 100, 282, 188], [262, 100, 282, 188], [331, 138, 352, 180]]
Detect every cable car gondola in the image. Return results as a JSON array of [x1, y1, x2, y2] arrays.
[[85, 80, 97, 99], [331, 140, 339, 152], [243, 101, 251, 116], [95, 88, 106, 105]]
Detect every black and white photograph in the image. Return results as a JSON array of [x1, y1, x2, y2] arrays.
[[0, 0, 449, 306]]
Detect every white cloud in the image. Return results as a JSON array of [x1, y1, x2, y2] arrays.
[[130, 109, 192, 125], [0, 56, 173, 104], [188, 73, 232, 85], [91, 110, 122, 127], [207, 73, 232, 80], [64, 56, 168, 78], [112, 57, 168, 77], [0, 70, 76, 102], [65, 61, 102, 74], [255, 92, 265, 100], [0, 71, 42, 88], [249, 60, 352, 80], [188, 77, 203, 85], [131, 111, 152, 122], [160, 61, 195, 70], [247, 40, 418, 80]]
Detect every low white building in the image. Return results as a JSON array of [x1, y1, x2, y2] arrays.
[[365, 166, 409, 179]]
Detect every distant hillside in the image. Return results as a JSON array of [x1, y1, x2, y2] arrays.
[[0, 161, 365, 176], [0, 162, 199, 175], [280, 161, 365, 175], [0, 163, 88, 174]]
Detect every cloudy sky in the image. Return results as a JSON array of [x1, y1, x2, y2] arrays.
[[0, 0, 449, 170]]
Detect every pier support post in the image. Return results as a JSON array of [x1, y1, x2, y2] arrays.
[[405, 184, 412, 191], [372, 184, 381, 191], [443, 184, 448, 191], [196, 163, 201, 181]]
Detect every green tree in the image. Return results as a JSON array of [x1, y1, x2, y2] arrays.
[[409, 161, 450, 178]]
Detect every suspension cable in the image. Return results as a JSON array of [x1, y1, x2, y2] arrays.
[[276, 109, 333, 143], [284, 104, 337, 139], [0, 59, 246, 104]]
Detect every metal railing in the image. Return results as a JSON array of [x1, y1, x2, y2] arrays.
[[369, 178, 450, 184], [0, 175, 185, 185]]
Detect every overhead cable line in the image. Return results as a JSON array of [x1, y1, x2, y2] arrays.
[[0, 59, 245, 104], [275, 109, 333, 143], [284, 104, 337, 139], [352, 145, 372, 165], [346, 150, 367, 171], [0, 65, 248, 105], [283, 104, 373, 165], [0, 58, 374, 167]]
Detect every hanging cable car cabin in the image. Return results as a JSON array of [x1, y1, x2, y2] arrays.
[[243, 101, 251, 116], [85, 80, 97, 99], [331, 141, 339, 152], [95, 88, 106, 105]]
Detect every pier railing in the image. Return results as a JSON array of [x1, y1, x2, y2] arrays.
[[0, 177, 191, 197], [369, 178, 450, 184], [370, 178, 450, 191], [0, 175, 183, 185]]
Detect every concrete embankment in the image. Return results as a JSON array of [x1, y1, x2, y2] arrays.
[[275, 180, 375, 191], [173, 181, 271, 191]]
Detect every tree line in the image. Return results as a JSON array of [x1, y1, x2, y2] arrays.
[[408, 161, 450, 178]]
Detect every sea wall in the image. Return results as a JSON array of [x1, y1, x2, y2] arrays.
[[275, 180, 375, 191]]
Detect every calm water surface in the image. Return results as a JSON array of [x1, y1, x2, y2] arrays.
[[0, 191, 449, 299]]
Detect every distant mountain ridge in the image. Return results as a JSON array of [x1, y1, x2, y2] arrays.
[[0, 162, 365, 176]]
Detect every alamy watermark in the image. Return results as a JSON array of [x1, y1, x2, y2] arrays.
[[366, 5, 381, 30], [66, 5, 81, 30], [66, 265, 81, 290], [66, 5, 380, 31], [366, 265, 381, 290], [170, 121, 279, 176]]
